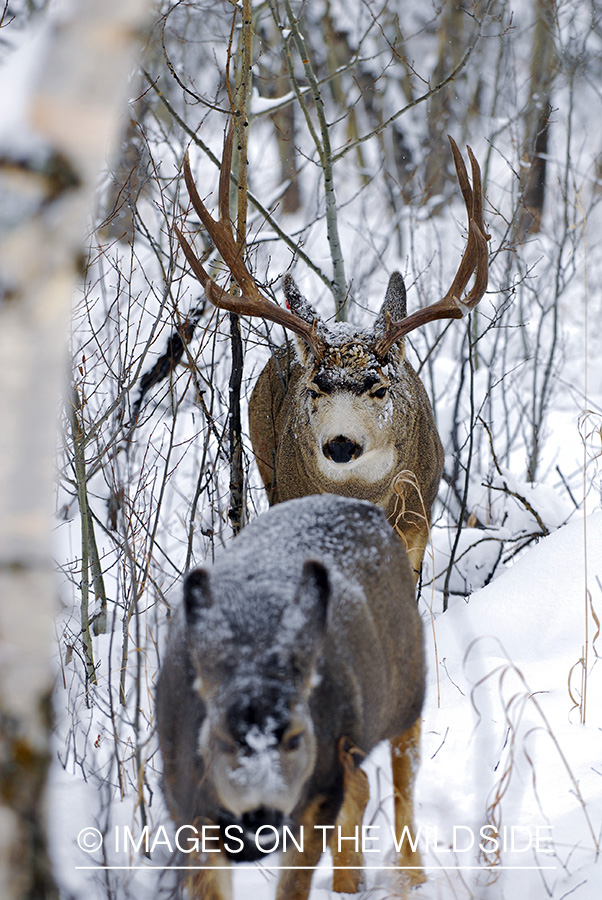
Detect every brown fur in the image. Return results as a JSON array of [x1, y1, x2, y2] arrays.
[[177, 133, 484, 578], [249, 338, 444, 577], [330, 738, 370, 893], [156, 495, 424, 900], [171, 135, 489, 898]]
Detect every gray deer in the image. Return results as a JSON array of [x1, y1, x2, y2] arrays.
[[176, 125, 488, 579], [156, 494, 425, 900]]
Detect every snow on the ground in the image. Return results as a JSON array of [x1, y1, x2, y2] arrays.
[[52, 513, 600, 900], [411, 511, 602, 900], [230, 513, 602, 899]]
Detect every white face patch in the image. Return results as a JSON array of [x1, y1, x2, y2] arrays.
[[222, 738, 288, 817], [202, 701, 317, 821], [310, 392, 397, 484], [209, 725, 310, 820], [317, 445, 397, 483]]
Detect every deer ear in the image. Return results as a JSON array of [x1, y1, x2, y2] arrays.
[[184, 568, 213, 625], [283, 274, 320, 323], [376, 272, 407, 326], [293, 560, 330, 643], [283, 274, 322, 363], [374, 272, 407, 360]]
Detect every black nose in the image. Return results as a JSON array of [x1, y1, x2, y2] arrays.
[[323, 436, 363, 463], [221, 808, 285, 861], [241, 808, 284, 834]]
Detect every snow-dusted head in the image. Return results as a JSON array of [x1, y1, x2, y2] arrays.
[[283, 272, 408, 487], [183, 560, 329, 861]]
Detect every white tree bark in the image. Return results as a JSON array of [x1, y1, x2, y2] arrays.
[[0, 1, 153, 896]]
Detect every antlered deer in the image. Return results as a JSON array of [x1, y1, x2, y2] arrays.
[[175, 125, 488, 578], [156, 494, 425, 900]]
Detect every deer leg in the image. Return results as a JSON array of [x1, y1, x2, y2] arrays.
[[390, 474, 430, 583], [275, 795, 334, 900], [405, 538, 428, 585], [330, 737, 370, 894], [184, 850, 232, 900], [391, 720, 426, 886], [390, 521, 428, 587], [390, 515, 429, 585]]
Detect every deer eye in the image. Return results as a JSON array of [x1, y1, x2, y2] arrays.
[[371, 386, 387, 399], [307, 387, 321, 400], [283, 731, 304, 752]]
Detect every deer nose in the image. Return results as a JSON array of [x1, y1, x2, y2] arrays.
[[323, 436, 364, 464], [241, 808, 284, 834]]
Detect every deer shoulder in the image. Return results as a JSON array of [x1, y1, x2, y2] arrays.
[[248, 342, 303, 506]]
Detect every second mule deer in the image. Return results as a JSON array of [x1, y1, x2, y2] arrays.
[[156, 494, 425, 900], [176, 126, 488, 577]]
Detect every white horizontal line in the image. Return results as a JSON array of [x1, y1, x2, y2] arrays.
[[75, 865, 558, 871]]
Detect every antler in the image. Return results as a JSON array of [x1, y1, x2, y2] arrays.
[[374, 136, 489, 360], [174, 124, 325, 357]]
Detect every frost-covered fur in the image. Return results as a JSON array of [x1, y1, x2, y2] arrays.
[[156, 494, 424, 898], [248, 274, 444, 578]]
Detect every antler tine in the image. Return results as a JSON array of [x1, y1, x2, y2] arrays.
[[467, 145, 483, 228], [374, 140, 489, 359], [181, 126, 259, 300], [448, 135, 473, 217], [440, 138, 488, 312], [176, 130, 325, 356]]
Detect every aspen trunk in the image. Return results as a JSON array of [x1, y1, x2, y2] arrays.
[[515, 0, 556, 239], [423, 1, 467, 201], [0, 2, 153, 897]]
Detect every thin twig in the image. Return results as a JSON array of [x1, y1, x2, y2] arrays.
[[142, 71, 334, 294], [281, 0, 348, 318], [331, 0, 495, 164]]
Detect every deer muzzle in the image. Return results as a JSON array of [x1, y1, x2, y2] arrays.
[[322, 435, 364, 464], [218, 807, 286, 861]]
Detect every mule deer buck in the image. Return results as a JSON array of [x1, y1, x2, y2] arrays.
[[175, 125, 488, 578], [156, 494, 425, 900]]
